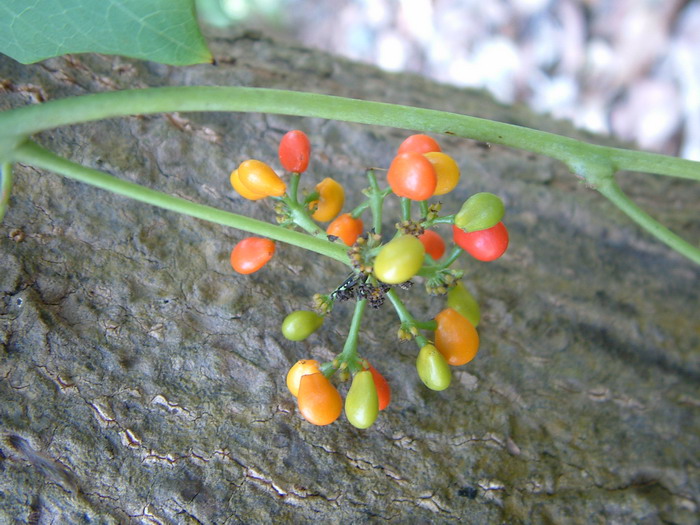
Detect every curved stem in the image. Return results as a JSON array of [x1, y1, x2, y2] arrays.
[[338, 299, 368, 374], [1, 86, 697, 181], [440, 246, 463, 269], [417, 246, 464, 279], [12, 140, 350, 265], [1, 86, 698, 264], [385, 288, 430, 347], [596, 178, 700, 264], [386, 288, 414, 324]]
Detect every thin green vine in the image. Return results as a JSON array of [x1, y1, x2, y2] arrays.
[[0, 86, 698, 263], [12, 140, 349, 265], [338, 299, 368, 374]]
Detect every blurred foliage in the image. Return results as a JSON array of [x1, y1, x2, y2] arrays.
[[0, 0, 212, 65], [196, 0, 284, 27]]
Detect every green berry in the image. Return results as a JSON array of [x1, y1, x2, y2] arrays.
[[281, 310, 324, 341], [454, 192, 504, 232]]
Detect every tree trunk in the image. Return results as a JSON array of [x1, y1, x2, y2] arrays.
[[1, 30, 698, 524]]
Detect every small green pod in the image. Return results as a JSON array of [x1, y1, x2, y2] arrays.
[[447, 281, 481, 327], [454, 192, 505, 232], [345, 370, 379, 429], [281, 310, 324, 341], [416, 344, 452, 391]]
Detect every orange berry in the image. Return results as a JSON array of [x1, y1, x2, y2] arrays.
[[230, 238, 275, 274], [434, 308, 479, 366], [387, 152, 437, 201], [327, 213, 364, 246], [297, 372, 343, 426], [286, 359, 321, 397], [238, 159, 286, 197], [424, 152, 460, 196], [397, 134, 442, 155], [310, 177, 344, 222]]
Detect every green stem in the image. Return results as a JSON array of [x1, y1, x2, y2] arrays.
[[288, 172, 301, 203], [431, 214, 455, 225], [401, 197, 411, 221], [281, 173, 327, 237], [338, 299, 368, 374], [385, 288, 430, 347], [0, 161, 12, 222], [282, 196, 326, 238], [415, 320, 437, 331], [440, 246, 463, 269], [417, 246, 463, 279], [303, 191, 319, 206], [349, 200, 369, 219], [1, 86, 696, 181], [419, 200, 430, 219], [385, 288, 413, 324], [1, 86, 698, 263], [596, 178, 700, 264], [366, 169, 386, 235], [13, 140, 350, 265]]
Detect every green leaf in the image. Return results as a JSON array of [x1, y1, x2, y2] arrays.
[[0, 0, 212, 65]]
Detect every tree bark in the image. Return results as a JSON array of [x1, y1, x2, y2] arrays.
[[1, 30, 698, 524]]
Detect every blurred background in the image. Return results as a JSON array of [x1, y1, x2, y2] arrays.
[[196, 0, 700, 161]]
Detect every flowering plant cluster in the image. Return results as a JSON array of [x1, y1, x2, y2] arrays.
[[229, 131, 508, 428]]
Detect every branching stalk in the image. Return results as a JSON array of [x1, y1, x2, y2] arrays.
[[1, 86, 698, 263], [596, 178, 700, 264], [12, 140, 350, 265], [1, 87, 697, 181]]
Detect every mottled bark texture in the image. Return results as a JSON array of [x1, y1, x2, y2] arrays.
[[1, 31, 699, 524]]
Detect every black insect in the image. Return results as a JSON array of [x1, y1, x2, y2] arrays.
[[331, 272, 368, 302]]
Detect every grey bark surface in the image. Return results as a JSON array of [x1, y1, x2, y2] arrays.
[[1, 32, 699, 524]]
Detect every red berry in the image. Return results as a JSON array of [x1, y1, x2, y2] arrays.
[[397, 134, 442, 155], [279, 130, 311, 173], [230, 237, 275, 274], [368, 364, 391, 411], [452, 222, 509, 262], [418, 229, 446, 260]]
